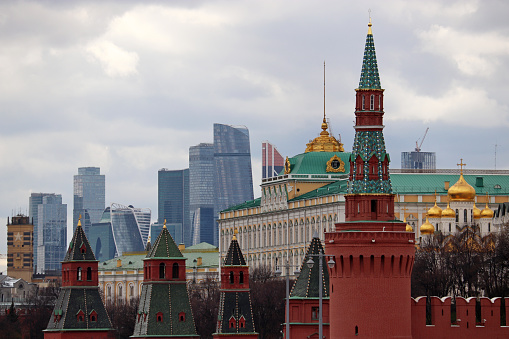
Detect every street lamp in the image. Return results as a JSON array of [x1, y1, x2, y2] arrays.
[[276, 259, 300, 339], [307, 250, 335, 339], [193, 259, 197, 283]]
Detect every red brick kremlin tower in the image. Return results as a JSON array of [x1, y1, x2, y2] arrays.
[[44, 218, 114, 339], [213, 230, 258, 339], [132, 222, 199, 339], [325, 19, 415, 338]]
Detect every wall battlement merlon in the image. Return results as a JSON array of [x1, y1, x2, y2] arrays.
[[411, 296, 509, 338]]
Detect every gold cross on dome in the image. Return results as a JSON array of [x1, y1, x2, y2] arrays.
[[401, 205, 408, 221], [457, 159, 466, 175]]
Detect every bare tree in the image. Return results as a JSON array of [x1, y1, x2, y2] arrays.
[[188, 277, 220, 339]]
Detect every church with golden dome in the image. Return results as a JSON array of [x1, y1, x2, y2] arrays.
[[420, 160, 495, 238]]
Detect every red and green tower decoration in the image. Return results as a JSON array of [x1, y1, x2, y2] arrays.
[[131, 223, 199, 339], [325, 20, 414, 339], [44, 218, 114, 339], [346, 18, 394, 222], [213, 231, 257, 339]]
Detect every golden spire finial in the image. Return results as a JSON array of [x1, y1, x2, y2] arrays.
[[401, 205, 408, 222], [163, 219, 167, 229], [457, 159, 466, 175], [232, 228, 238, 241], [368, 9, 373, 35], [324, 60, 326, 122], [77, 214, 82, 227], [486, 192, 490, 208], [147, 236, 151, 243]]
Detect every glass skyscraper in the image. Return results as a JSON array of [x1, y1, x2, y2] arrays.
[[31, 194, 67, 274], [189, 143, 215, 246], [110, 203, 149, 256], [158, 168, 189, 245], [88, 207, 116, 262], [214, 124, 254, 244], [73, 167, 105, 234]]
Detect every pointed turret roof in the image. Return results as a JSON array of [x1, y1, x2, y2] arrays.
[[290, 235, 329, 298], [63, 219, 96, 262], [146, 224, 183, 258], [224, 232, 246, 266], [358, 19, 381, 90]]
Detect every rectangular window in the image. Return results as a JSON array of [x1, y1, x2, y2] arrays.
[[370, 95, 375, 110], [311, 307, 319, 320]]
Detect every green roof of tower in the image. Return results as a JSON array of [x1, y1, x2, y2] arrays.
[[63, 219, 96, 262], [290, 235, 329, 298], [358, 19, 381, 90], [147, 224, 183, 259]]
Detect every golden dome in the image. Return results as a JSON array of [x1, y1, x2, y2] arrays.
[[305, 118, 344, 153], [427, 201, 442, 218], [473, 204, 481, 219], [441, 202, 455, 219], [403, 217, 413, 232], [481, 202, 494, 219], [420, 216, 435, 235], [448, 173, 476, 201]]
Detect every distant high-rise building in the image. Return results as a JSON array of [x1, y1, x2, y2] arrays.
[[29, 192, 47, 273], [34, 194, 67, 275], [73, 167, 105, 234], [401, 152, 436, 170], [7, 215, 33, 282], [189, 143, 215, 246], [158, 168, 189, 245], [88, 207, 116, 262], [214, 124, 254, 216], [109, 203, 149, 256], [262, 141, 285, 179]]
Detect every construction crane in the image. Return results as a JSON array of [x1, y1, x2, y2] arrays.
[[415, 127, 429, 152]]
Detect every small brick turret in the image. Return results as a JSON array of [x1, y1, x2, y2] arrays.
[[213, 230, 258, 338], [44, 218, 114, 339], [132, 223, 199, 339]]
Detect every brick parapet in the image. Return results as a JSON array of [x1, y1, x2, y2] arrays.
[[411, 296, 509, 339]]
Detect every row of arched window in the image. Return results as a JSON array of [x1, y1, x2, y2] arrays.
[[62, 266, 92, 282]]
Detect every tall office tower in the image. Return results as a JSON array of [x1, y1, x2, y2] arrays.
[[73, 167, 105, 234], [189, 143, 215, 246], [158, 168, 189, 245], [109, 203, 149, 256], [7, 215, 34, 282], [35, 194, 67, 275], [401, 151, 436, 170], [214, 124, 254, 242], [29, 193, 48, 273], [262, 141, 285, 179]]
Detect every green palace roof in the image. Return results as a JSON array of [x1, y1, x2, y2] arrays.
[[221, 173, 509, 213], [391, 173, 509, 195], [283, 151, 351, 175]]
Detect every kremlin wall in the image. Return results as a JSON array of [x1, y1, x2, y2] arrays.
[[43, 19, 509, 339]]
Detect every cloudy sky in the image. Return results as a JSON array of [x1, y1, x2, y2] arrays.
[[1, 0, 508, 270]]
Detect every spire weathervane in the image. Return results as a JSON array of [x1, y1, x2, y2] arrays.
[[368, 9, 372, 35], [324, 60, 326, 121]]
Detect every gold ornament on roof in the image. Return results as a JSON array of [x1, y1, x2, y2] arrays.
[[305, 118, 344, 153], [326, 155, 346, 173], [448, 159, 476, 201], [284, 156, 291, 174], [232, 228, 238, 241]]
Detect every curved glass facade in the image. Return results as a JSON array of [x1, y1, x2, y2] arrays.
[[110, 203, 148, 256]]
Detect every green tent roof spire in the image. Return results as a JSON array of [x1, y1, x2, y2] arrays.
[[358, 18, 381, 90]]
